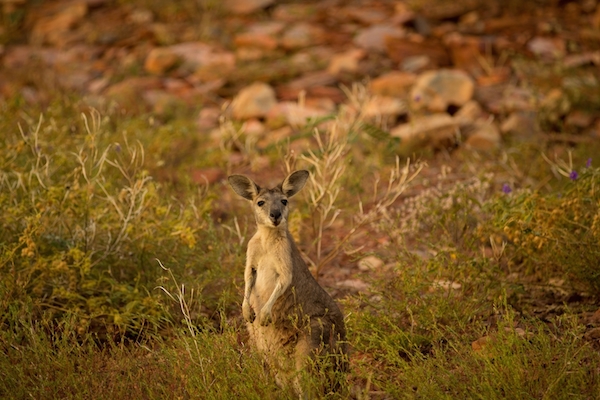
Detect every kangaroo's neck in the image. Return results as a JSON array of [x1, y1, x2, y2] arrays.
[[256, 224, 289, 244]]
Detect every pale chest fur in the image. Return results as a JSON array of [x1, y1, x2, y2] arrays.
[[247, 230, 293, 310]]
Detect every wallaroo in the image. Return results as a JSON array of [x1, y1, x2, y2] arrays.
[[228, 170, 348, 396]]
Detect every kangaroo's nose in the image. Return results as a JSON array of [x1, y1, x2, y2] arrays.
[[270, 210, 282, 225]]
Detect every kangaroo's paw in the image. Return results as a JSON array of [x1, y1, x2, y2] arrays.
[[258, 307, 272, 326], [242, 300, 255, 323]]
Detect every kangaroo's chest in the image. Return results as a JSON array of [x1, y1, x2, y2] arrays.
[[247, 235, 293, 305], [254, 252, 280, 294]]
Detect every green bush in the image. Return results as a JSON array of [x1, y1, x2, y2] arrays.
[[496, 163, 600, 295], [0, 109, 222, 339]]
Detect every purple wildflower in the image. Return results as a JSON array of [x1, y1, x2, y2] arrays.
[[502, 183, 512, 194], [569, 170, 578, 180], [586, 158, 592, 168]]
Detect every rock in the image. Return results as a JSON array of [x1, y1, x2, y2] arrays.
[[417, 18, 437, 36], [143, 90, 183, 116], [362, 96, 406, 119], [459, 11, 481, 28], [410, 69, 474, 112], [304, 97, 336, 112], [163, 78, 191, 95], [357, 255, 384, 272], [129, 8, 154, 24], [472, 335, 494, 353], [393, 2, 416, 24], [234, 33, 277, 52], [257, 126, 293, 148], [593, 5, 600, 29], [391, 113, 458, 150], [500, 112, 539, 138], [4, 44, 99, 71], [478, 85, 537, 114], [241, 119, 266, 137], [150, 23, 176, 45], [585, 327, 600, 341], [186, 79, 226, 97], [590, 308, 600, 326], [342, 6, 387, 24], [21, 86, 48, 105], [354, 25, 405, 52], [280, 23, 324, 50], [432, 279, 462, 290], [268, 101, 329, 128], [590, 120, 600, 140], [191, 167, 224, 185], [30, 1, 88, 45], [88, 76, 110, 94], [422, 0, 480, 21], [464, 121, 501, 150], [168, 42, 235, 76], [581, 0, 597, 13], [231, 82, 277, 120], [327, 48, 366, 75], [272, 3, 319, 22], [193, 60, 236, 83], [563, 51, 600, 68], [565, 110, 594, 130], [83, 0, 108, 6], [445, 33, 484, 75], [276, 71, 337, 100], [370, 71, 416, 97], [295, 46, 335, 68], [400, 55, 432, 72], [287, 71, 338, 90], [224, 0, 274, 14], [527, 36, 566, 60], [337, 279, 369, 292], [3, 45, 35, 69], [454, 100, 483, 125], [144, 47, 180, 75], [512, 327, 528, 338], [3, 0, 26, 14], [476, 66, 511, 86], [56, 70, 93, 91], [234, 22, 284, 52], [197, 107, 221, 131], [236, 47, 269, 62], [305, 86, 345, 103], [539, 88, 571, 124], [386, 37, 450, 67], [104, 76, 162, 108]]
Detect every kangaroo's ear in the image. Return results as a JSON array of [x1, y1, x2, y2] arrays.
[[281, 170, 309, 197], [228, 175, 260, 201]]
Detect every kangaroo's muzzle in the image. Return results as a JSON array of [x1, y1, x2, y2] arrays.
[[269, 209, 282, 226]]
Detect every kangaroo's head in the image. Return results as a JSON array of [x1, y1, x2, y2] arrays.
[[228, 170, 309, 228]]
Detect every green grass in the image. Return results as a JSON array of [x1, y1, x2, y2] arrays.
[[1, 90, 600, 399]]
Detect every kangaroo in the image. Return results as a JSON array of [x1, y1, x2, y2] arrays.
[[228, 170, 347, 395]]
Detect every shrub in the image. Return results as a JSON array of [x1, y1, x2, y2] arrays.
[[0, 109, 218, 339], [496, 161, 600, 295]]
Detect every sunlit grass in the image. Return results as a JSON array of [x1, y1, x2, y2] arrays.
[[1, 89, 600, 398]]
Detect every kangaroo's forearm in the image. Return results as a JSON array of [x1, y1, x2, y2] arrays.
[[244, 263, 256, 300], [263, 273, 292, 311]]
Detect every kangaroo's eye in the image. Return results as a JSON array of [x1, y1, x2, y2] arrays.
[[281, 199, 288, 206], [257, 201, 265, 207]]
